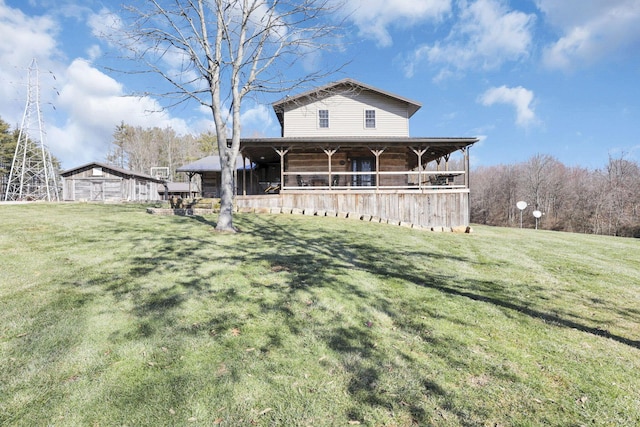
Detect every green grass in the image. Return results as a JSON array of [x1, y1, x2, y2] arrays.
[[1, 203, 639, 426]]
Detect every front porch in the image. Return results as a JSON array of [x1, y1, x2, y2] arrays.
[[233, 137, 477, 228]]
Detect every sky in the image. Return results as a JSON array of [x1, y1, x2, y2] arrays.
[[1, 0, 640, 170]]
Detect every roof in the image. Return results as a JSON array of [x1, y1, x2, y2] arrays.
[[161, 182, 199, 193], [271, 78, 423, 129], [176, 155, 253, 173], [60, 161, 164, 182], [239, 136, 479, 164]]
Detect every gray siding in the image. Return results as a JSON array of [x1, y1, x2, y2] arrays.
[[283, 90, 410, 137], [61, 165, 162, 202]]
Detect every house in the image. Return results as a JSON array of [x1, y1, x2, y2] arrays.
[[184, 79, 479, 228], [176, 155, 254, 198], [60, 162, 164, 202]]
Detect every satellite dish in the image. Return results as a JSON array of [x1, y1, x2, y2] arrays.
[[533, 210, 542, 218], [516, 201, 527, 210]]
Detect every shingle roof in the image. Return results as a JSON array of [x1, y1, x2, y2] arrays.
[[162, 182, 198, 193], [176, 155, 253, 173]]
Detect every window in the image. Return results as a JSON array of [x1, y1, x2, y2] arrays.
[[365, 109, 376, 128], [318, 109, 329, 128]]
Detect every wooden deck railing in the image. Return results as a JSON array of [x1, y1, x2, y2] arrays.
[[279, 170, 467, 191]]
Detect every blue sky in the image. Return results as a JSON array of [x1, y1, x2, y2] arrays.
[[1, 0, 639, 170]]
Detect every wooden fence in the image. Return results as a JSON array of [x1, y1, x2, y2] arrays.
[[236, 188, 470, 228]]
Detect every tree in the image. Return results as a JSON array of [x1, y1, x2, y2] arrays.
[[111, 0, 344, 231], [470, 154, 640, 237], [106, 123, 214, 180], [0, 117, 18, 178], [602, 154, 640, 236]]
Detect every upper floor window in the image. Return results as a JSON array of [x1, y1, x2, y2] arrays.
[[318, 109, 329, 128], [365, 109, 376, 128]]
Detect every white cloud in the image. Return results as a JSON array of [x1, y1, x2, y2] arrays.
[[240, 104, 274, 137], [0, 2, 212, 169], [0, 2, 62, 124], [49, 59, 196, 168], [537, 0, 640, 70], [479, 85, 537, 128], [404, 0, 535, 78], [87, 7, 122, 40], [86, 44, 102, 61], [337, 0, 451, 47]]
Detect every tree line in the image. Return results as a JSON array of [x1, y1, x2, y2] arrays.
[[106, 123, 217, 181], [470, 154, 640, 237]]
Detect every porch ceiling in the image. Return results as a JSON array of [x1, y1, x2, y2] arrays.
[[239, 137, 478, 164]]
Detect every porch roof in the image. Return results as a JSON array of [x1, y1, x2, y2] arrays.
[[176, 155, 253, 173], [239, 136, 479, 164], [161, 182, 198, 193]]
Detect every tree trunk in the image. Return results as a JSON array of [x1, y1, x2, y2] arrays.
[[216, 157, 236, 232]]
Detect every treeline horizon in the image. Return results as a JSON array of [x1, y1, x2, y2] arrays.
[[470, 153, 640, 238]]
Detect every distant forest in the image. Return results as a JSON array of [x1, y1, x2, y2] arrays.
[[470, 154, 640, 238]]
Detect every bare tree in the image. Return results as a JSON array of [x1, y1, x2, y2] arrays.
[[110, 0, 344, 231], [471, 153, 640, 237], [106, 123, 214, 181]]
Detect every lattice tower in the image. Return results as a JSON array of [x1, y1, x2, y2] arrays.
[[4, 59, 59, 201]]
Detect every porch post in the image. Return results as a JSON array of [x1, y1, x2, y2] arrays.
[[370, 148, 385, 191], [463, 146, 470, 188], [274, 148, 289, 190], [241, 153, 247, 196], [248, 153, 254, 194], [187, 172, 197, 197], [323, 148, 337, 188], [411, 147, 427, 190]]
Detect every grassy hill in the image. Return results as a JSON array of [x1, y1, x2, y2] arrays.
[[1, 203, 639, 426]]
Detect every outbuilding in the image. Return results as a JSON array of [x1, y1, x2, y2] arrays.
[[60, 162, 164, 202]]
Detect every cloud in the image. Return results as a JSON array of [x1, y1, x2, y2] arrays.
[[337, 0, 451, 47], [0, 2, 62, 123], [240, 104, 274, 137], [403, 0, 535, 78], [49, 59, 197, 168], [0, 2, 214, 169], [87, 7, 122, 40], [479, 85, 537, 127], [537, 0, 640, 70]]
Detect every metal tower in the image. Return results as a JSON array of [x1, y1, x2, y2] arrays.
[[4, 59, 59, 201]]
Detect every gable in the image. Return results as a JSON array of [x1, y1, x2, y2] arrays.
[[272, 79, 421, 138], [60, 162, 163, 183]]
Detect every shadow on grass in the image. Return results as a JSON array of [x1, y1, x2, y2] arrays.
[[30, 210, 636, 425]]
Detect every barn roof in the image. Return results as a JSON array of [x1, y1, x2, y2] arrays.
[[60, 161, 164, 182]]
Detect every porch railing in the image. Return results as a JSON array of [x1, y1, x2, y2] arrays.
[[279, 170, 467, 191]]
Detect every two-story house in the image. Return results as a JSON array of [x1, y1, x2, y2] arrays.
[[180, 78, 478, 228]]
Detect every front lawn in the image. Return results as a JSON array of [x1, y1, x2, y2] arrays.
[[1, 203, 639, 426]]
